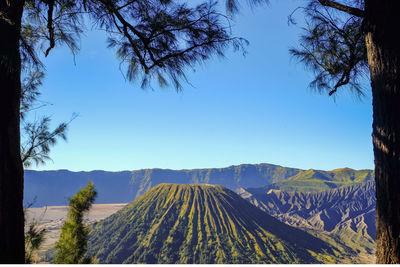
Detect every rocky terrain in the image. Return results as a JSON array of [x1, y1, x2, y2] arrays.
[[238, 181, 376, 263]]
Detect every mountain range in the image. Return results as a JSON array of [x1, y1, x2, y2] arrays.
[[24, 164, 373, 207], [87, 184, 340, 263], [238, 181, 376, 263]]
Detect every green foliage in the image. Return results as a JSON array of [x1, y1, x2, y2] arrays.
[[87, 184, 338, 263], [289, 0, 368, 97], [54, 182, 97, 264], [25, 220, 46, 263], [21, 117, 71, 168], [24, 199, 47, 263], [20, 69, 44, 119], [225, 0, 268, 15], [22, 0, 82, 67], [20, 63, 75, 168], [263, 168, 373, 192]]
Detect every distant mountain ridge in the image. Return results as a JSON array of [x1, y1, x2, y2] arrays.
[[129, 163, 301, 198], [24, 163, 373, 207], [238, 181, 376, 263], [87, 184, 340, 263], [253, 168, 374, 192], [24, 170, 134, 207], [24, 163, 301, 207]]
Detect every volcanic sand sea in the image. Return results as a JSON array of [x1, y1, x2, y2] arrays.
[[25, 203, 128, 258]]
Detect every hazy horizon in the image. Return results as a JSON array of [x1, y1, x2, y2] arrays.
[[26, 161, 373, 173]]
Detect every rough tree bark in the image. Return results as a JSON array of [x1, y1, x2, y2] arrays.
[[0, 0, 25, 263], [364, 0, 400, 263]]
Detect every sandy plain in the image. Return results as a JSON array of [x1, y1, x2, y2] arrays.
[[25, 203, 127, 260]]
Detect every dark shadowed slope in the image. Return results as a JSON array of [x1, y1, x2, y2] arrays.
[[238, 181, 376, 262], [87, 184, 340, 264]]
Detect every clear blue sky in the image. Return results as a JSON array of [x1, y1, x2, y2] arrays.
[[27, 0, 374, 172]]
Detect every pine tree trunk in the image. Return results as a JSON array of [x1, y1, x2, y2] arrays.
[[364, 0, 400, 263], [0, 1, 25, 263]]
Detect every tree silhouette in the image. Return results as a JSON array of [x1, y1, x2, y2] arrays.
[[20, 68, 74, 168]]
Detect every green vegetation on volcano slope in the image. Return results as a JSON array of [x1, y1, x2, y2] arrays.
[[250, 168, 374, 193], [87, 184, 341, 263]]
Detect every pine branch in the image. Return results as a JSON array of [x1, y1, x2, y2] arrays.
[[317, 0, 364, 18], [45, 0, 56, 57]]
